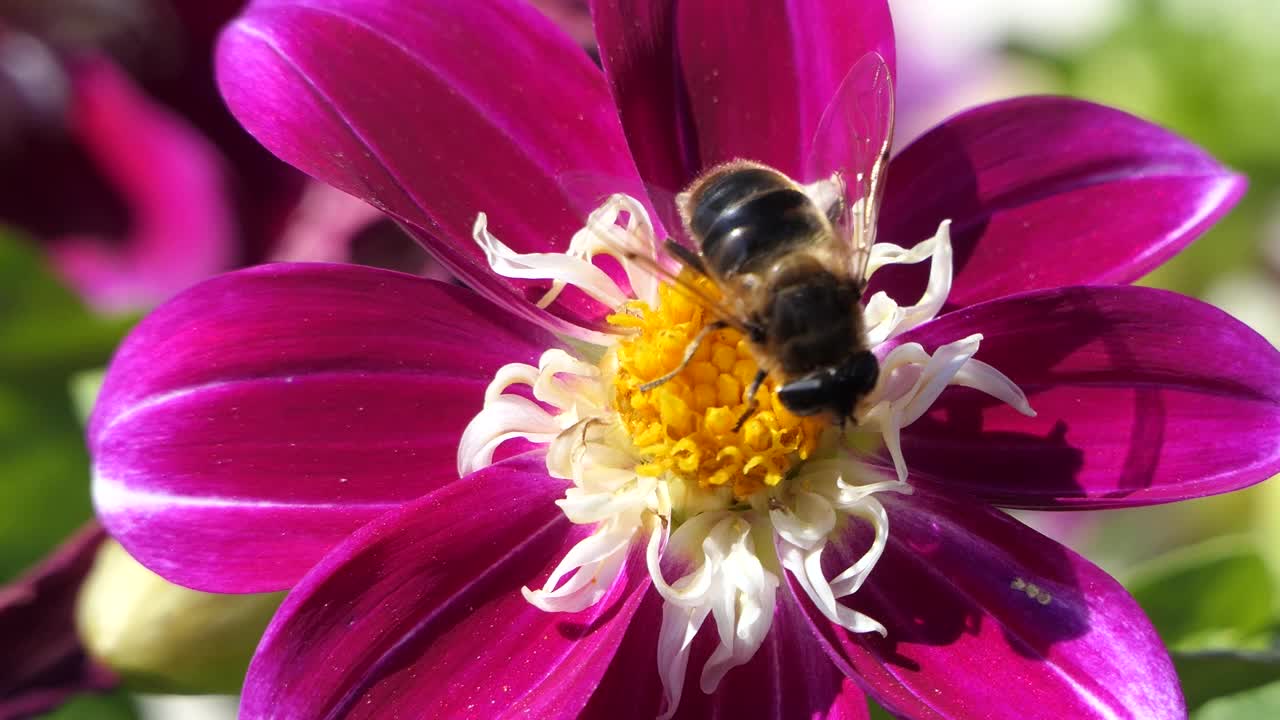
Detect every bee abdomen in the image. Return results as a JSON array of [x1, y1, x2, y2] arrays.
[[695, 182, 825, 276]]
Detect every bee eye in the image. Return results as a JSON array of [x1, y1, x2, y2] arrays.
[[777, 352, 880, 420], [843, 350, 879, 395], [776, 375, 831, 416]]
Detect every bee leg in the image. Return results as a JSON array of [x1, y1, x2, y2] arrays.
[[639, 320, 729, 392], [733, 370, 769, 431], [663, 239, 708, 275]]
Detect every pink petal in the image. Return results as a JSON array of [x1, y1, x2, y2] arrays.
[[875, 97, 1246, 310], [583, 583, 868, 719], [90, 264, 558, 592], [592, 0, 895, 194], [0, 523, 115, 718], [886, 285, 1280, 509], [242, 453, 649, 719], [795, 490, 1184, 720], [44, 58, 235, 312], [216, 0, 644, 338], [529, 0, 596, 50]]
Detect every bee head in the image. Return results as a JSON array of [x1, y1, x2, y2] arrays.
[[776, 351, 879, 421]]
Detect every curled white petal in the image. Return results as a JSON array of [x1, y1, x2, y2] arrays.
[[459, 350, 613, 478], [531, 194, 662, 309], [522, 520, 639, 612], [827, 499, 890, 598], [473, 212, 631, 309], [769, 490, 836, 550], [866, 236, 939, 276], [456, 395, 558, 477], [777, 537, 886, 636], [648, 513, 781, 716], [954, 357, 1037, 417], [863, 220, 954, 344], [863, 333, 1032, 483], [647, 511, 725, 607], [530, 349, 607, 413], [656, 600, 709, 720], [774, 494, 891, 636], [559, 475, 657, 525]]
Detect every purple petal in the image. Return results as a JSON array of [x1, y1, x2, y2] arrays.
[[592, 0, 895, 194], [886, 285, 1280, 509], [0, 523, 116, 718], [875, 97, 1246, 309], [794, 490, 1184, 720], [217, 0, 643, 338], [242, 453, 649, 719], [582, 580, 868, 719], [40, 58, 235, 313], [90, 264, 558, 592]]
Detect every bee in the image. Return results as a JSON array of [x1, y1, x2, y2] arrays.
[[624, 52, 895, 430]]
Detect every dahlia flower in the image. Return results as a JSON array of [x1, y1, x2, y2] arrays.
[[90, 1, 1280, 718]]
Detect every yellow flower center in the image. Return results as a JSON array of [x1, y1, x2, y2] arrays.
[[605, 279, 826, 501]]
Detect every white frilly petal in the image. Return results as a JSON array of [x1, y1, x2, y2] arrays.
[[769, 490, 836, 550], [863, 220, 954, 345], [477, 194, 663, 315], [458, 350, 611, 478], [954, 357, 1037, 417], [522, 519, 639, 613], [770, 457, 911, 638], [648, 513, 780, 719], [863, 334, 1033, 483], [456, 395, 558, 477], [473, 212, 632, 310]]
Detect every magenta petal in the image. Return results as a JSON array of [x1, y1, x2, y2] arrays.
[[875, 97, 1246, 309], [0, 523, 115, 718], [90, 264, 557, 592], [887, 285, 1280, 509], [583, 582, 868, 719], [795, 491, 1183, 720], [593, 0, 894, 193], [45, 58, 234, 313], [242, 453, 648, 719], [217, 0, 643, 337]]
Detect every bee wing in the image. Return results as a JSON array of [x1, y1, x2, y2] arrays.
[[614, 238, 759, 337], [804, 51, 895, 288], [556, 171, 757, 336]]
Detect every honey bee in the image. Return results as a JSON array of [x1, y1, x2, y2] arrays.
[[621, 52, 895, 430]]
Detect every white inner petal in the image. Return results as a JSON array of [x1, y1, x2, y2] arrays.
[[863, 335, 1035, 483], [473, 212, 632, 309], [771, 458, 910, 638], [863, 219, 954, 345], [473, 195, 662, 317], [648, 513, 780, 720], [458, 349, 612, 478], [522, 515, 640, 613]]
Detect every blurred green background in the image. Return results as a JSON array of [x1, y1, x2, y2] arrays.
[[2, 0, 1279, 718]]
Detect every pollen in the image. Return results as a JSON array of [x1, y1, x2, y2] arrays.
[[606, 280, 825, 500]]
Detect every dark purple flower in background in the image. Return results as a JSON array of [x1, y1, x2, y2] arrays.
[[0, 0, 304, 311], [0, 524, 113, 719], [87, 0, 1280, 718]]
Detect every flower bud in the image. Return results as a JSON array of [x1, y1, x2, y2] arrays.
[[75, 540, 283, 693]]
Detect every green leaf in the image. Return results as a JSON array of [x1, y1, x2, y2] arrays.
[[1126, 535, 1276, 652], [867, 699, 894, 720], [42, 691, 137, 720], [1177, 648, 1280, 713], [1193, 679, 1280, 720], [0, 231, 132, 581]]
